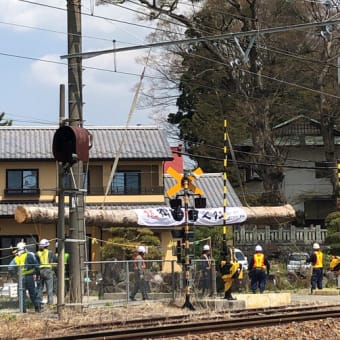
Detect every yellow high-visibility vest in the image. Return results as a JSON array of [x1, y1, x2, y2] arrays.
[[15, 252, 35, 275], [313, 251, 323, 269], [37, 249, 52, 269]]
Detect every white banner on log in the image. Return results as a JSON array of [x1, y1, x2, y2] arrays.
[[135, 207, 247, 227]]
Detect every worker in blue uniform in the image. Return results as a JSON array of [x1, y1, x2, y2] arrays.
[[248, 245, 270, 293], [8, 242, 41, 312], [307, 242, 324, 294]]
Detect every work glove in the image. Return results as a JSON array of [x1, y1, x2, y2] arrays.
[[139, 274, 144, 280]]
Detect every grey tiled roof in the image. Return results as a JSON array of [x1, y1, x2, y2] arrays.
[[0, 202, 169, 216], [0, 126, 173, 160], [164, 173, 241, 208], [0, 174, 241, 216], [0, 202, 55, 216]]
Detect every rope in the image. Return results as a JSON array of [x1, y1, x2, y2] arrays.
[[101, 48, 152, 206]]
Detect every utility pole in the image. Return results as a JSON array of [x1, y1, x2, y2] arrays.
[[181, 176, 195, 311], [57, 84, 66, 317], [66, 0, 85, 306]]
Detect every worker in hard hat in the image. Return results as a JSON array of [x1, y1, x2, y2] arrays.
[[130, 246, 148, 301], [248, 245, 270, 294], [200, 244, 213, 297], [219, 247, 241, 300], [329, 255, 340, 289], [8, 241, 41, 313], [307, 242, 324, 294], [36, 239, 58, 306]]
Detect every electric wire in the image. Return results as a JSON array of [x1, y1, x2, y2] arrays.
[[14, 0, 340, 75], [175, 150, 340, 171], [0, 20, 116, 43], [167, 133, 339, 165], [101, 0, 190, 31], [3, 0, 338, 109], [4, 0, 340, 153], [0, 51, 160, 79], [17, 0, 178, 35]]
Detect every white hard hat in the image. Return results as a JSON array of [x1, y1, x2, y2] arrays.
[[137, 246, 146, 253], [255, 245, 263, 252], [203, 245, 210, 251], [16, 242, 26, 255], [39, 239, 50, 248], [313, 242, 320, 250], [16, 242, 26, 251]]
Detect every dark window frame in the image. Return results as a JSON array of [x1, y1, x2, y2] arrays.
[[110, 170, 141, 195], [5, 169, 40, 195], [315, 161, 333, 179]]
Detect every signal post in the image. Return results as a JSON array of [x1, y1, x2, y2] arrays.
[[167, 167, 205, 310]]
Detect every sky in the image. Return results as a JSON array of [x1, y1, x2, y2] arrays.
[[0, 0, 165, 127]]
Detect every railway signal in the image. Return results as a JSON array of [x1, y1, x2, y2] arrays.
[[52, 125, 92, 166], [166, 166, 206, 310]]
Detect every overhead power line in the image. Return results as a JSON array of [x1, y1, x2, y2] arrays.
[[18, 0, 175, 34], [61, 19, 340, 59]]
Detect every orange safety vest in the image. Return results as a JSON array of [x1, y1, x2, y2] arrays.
[[253, 253, 266, 270], [133, 254, 146, 270], [313, 251, 323, 269]]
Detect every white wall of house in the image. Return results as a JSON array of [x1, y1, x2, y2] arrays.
[[244, 145, 338, 217], [283, 146, 334, 212]]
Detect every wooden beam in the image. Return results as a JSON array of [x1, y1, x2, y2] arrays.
[[14, 204, 295, 226]]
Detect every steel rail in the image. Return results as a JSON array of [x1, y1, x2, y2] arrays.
[[36, 307, 340, 340], [52, 303, 340, 334]]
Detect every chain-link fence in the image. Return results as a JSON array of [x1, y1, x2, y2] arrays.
[[82, 259, 221, 303], [1, 259, 229, 312], [0, 265, 22, 312]]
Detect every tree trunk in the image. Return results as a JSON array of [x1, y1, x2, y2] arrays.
[[14, 204, 295, 226]]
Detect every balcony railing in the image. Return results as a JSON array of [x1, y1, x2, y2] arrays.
[[87, 186, 164, 195], [4, 188, 40, 196]]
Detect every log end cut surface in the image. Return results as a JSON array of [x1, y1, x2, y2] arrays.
[[14, 205, 31, 224]]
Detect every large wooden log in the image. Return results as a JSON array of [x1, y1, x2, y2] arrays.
[[14, 206, 138, 227], [242, 204, 296, 225], [14, 204, 295, 227]]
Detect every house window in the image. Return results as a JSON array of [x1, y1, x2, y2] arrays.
[[111, 171, 140, 194], [63, 172, 89, 191], [6, 169, 39, 195], [315, 162, 333, 179]]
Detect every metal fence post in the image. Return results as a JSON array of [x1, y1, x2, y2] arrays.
[[211, 260, 217, 296], [171, 260, 175, 301], [18, 266, 24, 313], [126, 261, 130, 304]]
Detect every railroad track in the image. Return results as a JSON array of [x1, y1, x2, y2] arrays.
[[35, 304, 340, 339]]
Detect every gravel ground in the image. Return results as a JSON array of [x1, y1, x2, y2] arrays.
[[1, 294, 340, 339], [158, 318, 340, 339]]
